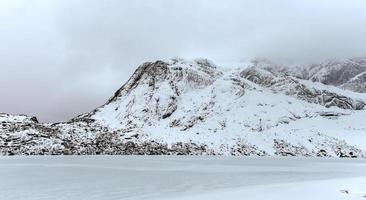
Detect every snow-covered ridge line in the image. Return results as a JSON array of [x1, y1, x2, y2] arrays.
[[255, 57, 366, 93], [240, 67, 366, 110], [0, 113, 38, 123], [1, 58, 366, 157]]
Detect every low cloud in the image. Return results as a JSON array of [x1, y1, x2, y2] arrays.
[[1, 0, 366, 122]]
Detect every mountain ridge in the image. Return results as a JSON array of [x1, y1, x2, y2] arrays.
[[255, 57, 366, 93]]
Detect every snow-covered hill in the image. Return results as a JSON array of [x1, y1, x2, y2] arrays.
[[1, 58, 366, 157]]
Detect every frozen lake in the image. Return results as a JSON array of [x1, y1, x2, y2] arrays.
[[0, 156, 366, 200]]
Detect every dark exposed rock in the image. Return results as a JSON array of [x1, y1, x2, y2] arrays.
[[273, 139, 311, 157], [318, 111, 346, 117]]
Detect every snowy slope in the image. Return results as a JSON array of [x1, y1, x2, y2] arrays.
[[342, 71, 366, 93], [1, 58, 366, 156]]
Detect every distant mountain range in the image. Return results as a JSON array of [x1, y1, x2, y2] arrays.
[[1, 57, 366, 157]]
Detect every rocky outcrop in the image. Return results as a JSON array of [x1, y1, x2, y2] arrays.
[[0, 115, 269, 156]]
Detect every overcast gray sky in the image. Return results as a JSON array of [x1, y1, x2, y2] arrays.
[[1, 0, 366, 122]]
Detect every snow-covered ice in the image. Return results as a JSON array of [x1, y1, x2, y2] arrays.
[[0, 156, 365, 200]]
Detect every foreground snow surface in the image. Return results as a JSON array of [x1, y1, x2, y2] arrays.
[[0, 156, 366, 200]]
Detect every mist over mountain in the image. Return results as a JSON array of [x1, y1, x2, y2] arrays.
[[2, 0, 366, 122]]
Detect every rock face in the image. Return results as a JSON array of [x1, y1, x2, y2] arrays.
[[1, 58, 366, 157]]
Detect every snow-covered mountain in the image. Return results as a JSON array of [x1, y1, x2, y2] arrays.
[[257, 57, 366, 93], [1, 58, 366, 157]]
